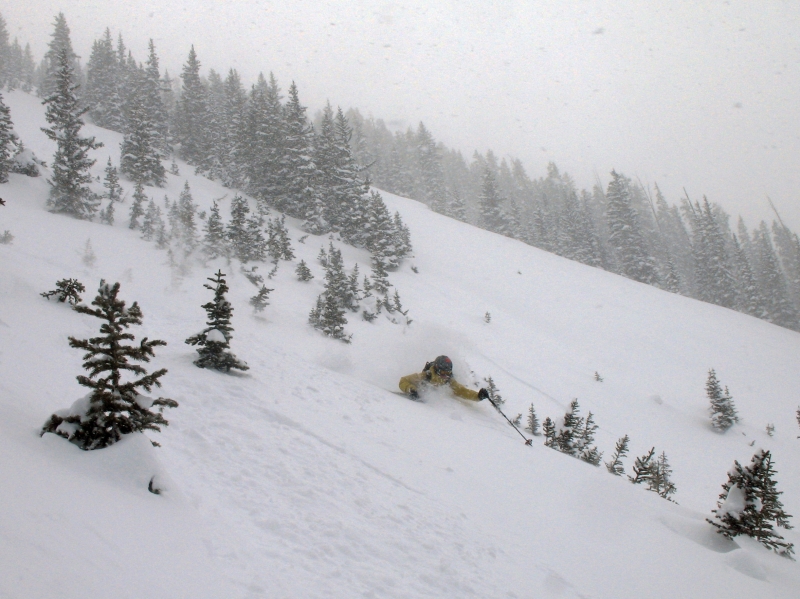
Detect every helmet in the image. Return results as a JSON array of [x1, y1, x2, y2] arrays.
[[433, 355, 453, 377]]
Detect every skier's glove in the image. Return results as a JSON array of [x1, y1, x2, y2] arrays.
[[478, 388, 489, 401], [409, 388, 419, 399]]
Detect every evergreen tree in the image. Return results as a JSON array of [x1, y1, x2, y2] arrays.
[[245, 211, 268, 262], [140, 199, 162, 242], [128, 181, 146, 230], [41, 278, 85, 305], [102, 158, 123, 202], [98, 199, 114, 225], [692, 198, 737, 309], [143, 40, 170, 158], [706, 369, 738, 432], [295, 259, 314, 281], [525, 403, 540, 436], [41, 48, 103, 220], [0, 90, 15, 184], [120, 66, 166, 186], [309, 290, 351, 343], [267, 214, 294, 261], [185, 270, 248, 371], [176, 181, 199, 252], [242, 73, 284, 205], [415, 122, 446, 213], [707, 450, 794, 557], [753, 222, 799, 330], [542, 417, 557, 448], [648, 451, 677, 500], [605, 434, 630, 476], [479, 165, 510, 235], [202, 200, 229, 260], [628, 447, 656, 485], [227, 194, 251, 262], [605, 170, 659, 285], [84, 29, 123, 130], [483, 376, 505, 407], [41, 281, 177, 450], [249, 285, 273, 313], [39, 13, 80, 99], [175, 46, 208, 165], [279, 81, 317, 218], [370, 254, 391, 295], [731, 234, 765, 318]]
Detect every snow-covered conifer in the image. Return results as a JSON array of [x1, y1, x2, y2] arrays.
[[202, 200, 229, 260], [128, 181, 146, 230], [39, 13, 81, 99], [176, 181, 199, 252], [175, 46, 208, 165], [648, 451, 677, 501], [605, 435, 630, 476], [245, 211, 268, 262], [525, 403, 540, 436], [41, 278, 85, 305], [0, 91, 15, 183], [267, 214, 294, 261], [542, 417, 556, 448], [295, 259, 313, 281], [140, 199, 162, 242], [249, 285, 272, 313], [98, 200, 114, 225], [102, 158, 123, 203], [310, 291, 351, 343], [227, 194, 251, 262], [185, 270, 248, 372], [120, 65, 166, 186], [82, 239, 96, 268], [706, 369, 738, 432], [41, 48, 103, 220], [707, 449, 794, 557], [84, 29, 123, 130], [41, 281, 177, 450]]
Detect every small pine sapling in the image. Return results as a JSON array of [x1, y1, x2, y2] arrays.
[[249, 285, 273, 313], [317, 246, 328, 266], [266, 260, 279, 279], [0, 230, 13, 244], [525, 403, 540, 436], [169, 159, 180, 175], [605, 434, 630, 476], [707, 449, 794, 558], [295, 259, 314, 281], [707, 369, 739, 432], [511, 413, 522, 427], [483, 376, 505, 408], [484, 311, 491, 323], [577, 409, 603, 466], [542, 417, 556, 447], [766, 423, 775, 437], [185, 270, 249, 372], [628, 447, 656, 485], [40, 281, 177, 449], [796, 407, 800, 438], [98, 200, 114, 225], [41, 278, 85, 305], [594, 371, 604, 382], [648, 450, 677, 501]]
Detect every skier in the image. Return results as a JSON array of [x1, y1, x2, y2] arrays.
[[399, 355, 489, 401]]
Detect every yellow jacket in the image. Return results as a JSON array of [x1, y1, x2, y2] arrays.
[[398, 369, 481, 401]]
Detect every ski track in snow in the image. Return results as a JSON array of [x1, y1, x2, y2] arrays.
[[1, 90, 799, 598]]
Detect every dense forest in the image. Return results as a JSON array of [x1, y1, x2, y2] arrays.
[[2, 11, 800, 332]]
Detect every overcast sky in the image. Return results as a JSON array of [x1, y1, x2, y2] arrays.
[[5, 1, 800, 229]]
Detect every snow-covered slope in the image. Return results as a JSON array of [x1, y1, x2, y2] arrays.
[[1, 90, 798, 598]]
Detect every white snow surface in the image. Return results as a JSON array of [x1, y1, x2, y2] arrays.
[[1, 90, 798, 598]]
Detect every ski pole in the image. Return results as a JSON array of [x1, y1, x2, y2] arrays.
[[488, 398, 533, 446]]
